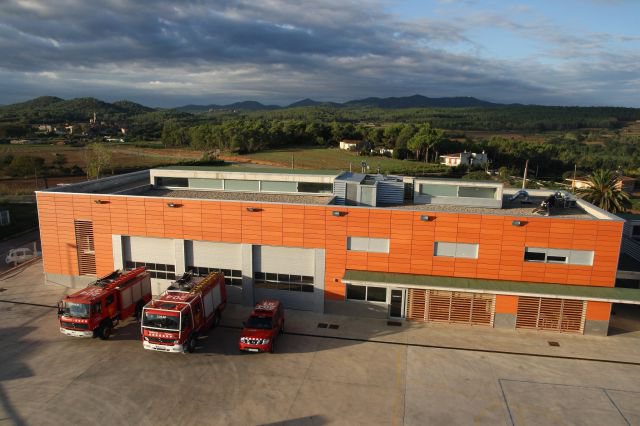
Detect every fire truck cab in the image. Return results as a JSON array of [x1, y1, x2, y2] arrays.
[[58, 268, 152, 339], [141, 271, 226, 353]]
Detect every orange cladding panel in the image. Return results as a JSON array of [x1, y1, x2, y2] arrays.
[[585, 301, 611, 321]]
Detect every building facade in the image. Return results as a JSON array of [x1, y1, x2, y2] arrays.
[[36, 166, 640, 336]]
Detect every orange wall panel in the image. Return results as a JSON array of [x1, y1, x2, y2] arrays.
[[586, 301, 611, 321], [495, 295, 518, 314]]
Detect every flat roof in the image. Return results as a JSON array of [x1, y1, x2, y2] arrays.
[[139, 188, 334, 205], [159, 165, 341, 176], [343, 270, 640, 304], [383, 194, 590, 218]]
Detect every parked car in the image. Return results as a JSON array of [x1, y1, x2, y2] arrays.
[[239, 300, 285, 353], [5, 247, 40, 265]]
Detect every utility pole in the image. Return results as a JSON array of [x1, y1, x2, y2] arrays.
[[572, 164, 577, 192], [522, 159, 529, 189]]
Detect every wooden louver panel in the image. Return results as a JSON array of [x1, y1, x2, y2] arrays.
[[74, 220, 96, 276], [407, 288, 494, 326], [516, 296, 585, 333]]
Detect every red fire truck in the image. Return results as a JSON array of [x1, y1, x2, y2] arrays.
[[58, 267, 152, 339], [141, 271, 226, 353]]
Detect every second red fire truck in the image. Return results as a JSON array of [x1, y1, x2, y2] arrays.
[[141, 271, 227, 353]]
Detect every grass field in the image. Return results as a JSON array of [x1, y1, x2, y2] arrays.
[[237, 147, 449, 175]]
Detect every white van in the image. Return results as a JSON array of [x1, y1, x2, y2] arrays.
[[5, 248, 40, 265]]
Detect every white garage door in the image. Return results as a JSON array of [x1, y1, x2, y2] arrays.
[[186, 241, 244, 303], [253, 246, 316, 310], [123, 236, 176, 295]]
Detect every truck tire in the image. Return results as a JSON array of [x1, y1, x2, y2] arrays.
[[186, 334, 197, 353], [211, 311, 221, 329], [98, 321, 113, 340]]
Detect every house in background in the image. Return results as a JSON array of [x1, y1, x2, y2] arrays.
[[339, 139, 363, 151], [440, 151, 489, 167]]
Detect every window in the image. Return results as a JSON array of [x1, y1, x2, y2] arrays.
[[524, 248, 594, 266], [125, 261, 176, 280], [253, 272, 314, 293], [419, 183, 497, 199], [420, 184, 457, 197], [105, 294, 115, 306], [632, 225, 640, 238], [155, 177, 188, 188], [74, 220, 96, 276], [188, 178, 223, 189], [347, 237, 390, 253], [346, 284, 387, 303], [261, 181, 298, 193], [297, 182, 333, 193], [92, 302, 101, 314], [434, 242, 478, 259], [457, 186, 497, 199], [224, 179, 260, 192], [188, 266, 242, 287]]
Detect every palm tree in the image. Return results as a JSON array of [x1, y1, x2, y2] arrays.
[[576, 169, 631, 213]]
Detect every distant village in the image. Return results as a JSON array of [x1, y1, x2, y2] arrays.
[[10, 112, 127, 145]]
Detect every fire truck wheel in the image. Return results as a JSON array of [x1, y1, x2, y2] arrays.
[[187, 334, 197, 353], [211, 312, 221, 329], [99, 321, 113, 340]]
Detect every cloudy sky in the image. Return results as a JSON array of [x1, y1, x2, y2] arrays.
[[0, 0, 638, 107]]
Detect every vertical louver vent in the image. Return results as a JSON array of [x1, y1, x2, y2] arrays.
[[407, 288, 494, 326], [516, 297, 585, 333], [74, 220, 96, 276]]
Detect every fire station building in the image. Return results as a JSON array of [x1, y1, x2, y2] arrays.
[[36, 166, 640, 336]]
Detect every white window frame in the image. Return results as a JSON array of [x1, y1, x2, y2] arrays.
[[347, 237, 390, 253], [433, 242, 479, 259], [524, 247, 594, 266]]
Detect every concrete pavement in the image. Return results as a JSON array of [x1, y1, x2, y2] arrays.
[[1, 261, 639, 425]]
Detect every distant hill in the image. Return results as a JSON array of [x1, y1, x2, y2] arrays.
[[287, 98, 343, 108], [0, 96, 162, 123], [343, 94, 501, 108], [176, 94, 503, 112]]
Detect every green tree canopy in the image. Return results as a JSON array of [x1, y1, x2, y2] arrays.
[[576, 169, 631, 213]]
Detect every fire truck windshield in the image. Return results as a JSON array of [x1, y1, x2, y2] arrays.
[[142, 312, 180, 330], [62, 302, 90, 318]]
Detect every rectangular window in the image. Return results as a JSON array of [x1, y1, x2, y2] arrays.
[[347, 237, 390, 253], [125, 260, 176, 280], [632, 226, 640, 237], [457, 186, 497, 199], [434, 242, 478, 259], [297, 182, 333, 193], [188, 178, 223, 189], [187, 266, 243, 287], [524, 248, 594, 266], [155, 177, 188, 188], [346, 284, 387, 303], [260, 181, 298, 193], [224, 179, 260, 192], [253, 272, 314, 293], [420, 184, 458, 197]]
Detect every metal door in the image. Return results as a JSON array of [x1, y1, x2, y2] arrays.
[[389, 289, 405, 318]]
